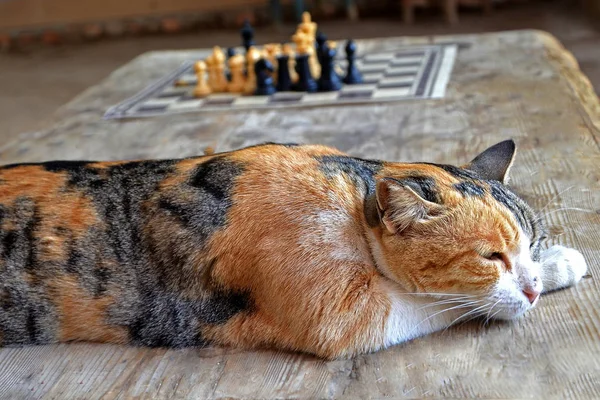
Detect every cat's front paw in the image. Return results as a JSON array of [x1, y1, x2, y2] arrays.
[[540, 245, 588, 293]]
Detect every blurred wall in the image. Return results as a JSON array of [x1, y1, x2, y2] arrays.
[[0, 0, 266, 30]]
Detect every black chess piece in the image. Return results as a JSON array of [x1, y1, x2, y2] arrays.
[[276, 54, 292, 92], [255, 58, 276, 96], [343, 39, 363, 85], [241, 19, 255, 52], [226, 48, 236, 81], [316, 31, 327, 64], [293, 54, 317, 93], [317, 45, 342, 92]]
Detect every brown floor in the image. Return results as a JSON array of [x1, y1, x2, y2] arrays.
[[0, 0, 598, 147]]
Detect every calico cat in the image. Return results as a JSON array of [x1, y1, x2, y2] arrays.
[[0, 140, 587, 359]]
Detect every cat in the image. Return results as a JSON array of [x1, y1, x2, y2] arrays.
[[0, 140, 587, 359]]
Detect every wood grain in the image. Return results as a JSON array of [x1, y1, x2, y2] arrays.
[[0, 30, 598, 399]]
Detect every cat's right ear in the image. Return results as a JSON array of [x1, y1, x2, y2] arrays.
[[373, 178, 443, 234], [462, 140, 516, 184]]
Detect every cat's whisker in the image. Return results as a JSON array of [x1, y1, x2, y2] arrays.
[[443, 303, 490, 333], [484, 299, 502, 326], [487, 308, 503, 323], [417, 298, 480, 310], [537, 185, 576, 214], [539, 207, 596, 220], [411, 302, 478, 333]]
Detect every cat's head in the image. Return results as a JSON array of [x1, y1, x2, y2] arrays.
[[367, 140, 546, 319]]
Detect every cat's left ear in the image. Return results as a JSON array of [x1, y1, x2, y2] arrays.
[[462, 140, 516, 184], [373, 178, 444, 234]]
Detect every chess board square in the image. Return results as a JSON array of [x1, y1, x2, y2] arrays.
[[386, 66, 420, 75], [232, 96, 270, 106], [158, 89, 188, 98], [203, 95, 237, 106], [174, 74, 197, 86], [390, 56, 423, 66], [363, 52, 395, 63], [340, 83, 377, 92], [135, 103, 169, 113], [177, 92, 198, 102], [379, 76, 415, 87], [338, 90, 373, 99], [140, 98, 174, 107], [168, 99, 205, 110], [395, 51, 426, 58], [358, 64, 389, 73], [300, 92, 338, 103], [372, 87, 411, 99], [362, 72, 384, 84], [270, 93, 304, 103]]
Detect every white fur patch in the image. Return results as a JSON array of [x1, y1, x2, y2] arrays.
[[540, 245, 587, 292]]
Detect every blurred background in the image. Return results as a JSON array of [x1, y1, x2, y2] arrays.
[[0, 0, 598, 147]]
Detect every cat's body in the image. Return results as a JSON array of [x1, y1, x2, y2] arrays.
[[0, 141, 587, 358]]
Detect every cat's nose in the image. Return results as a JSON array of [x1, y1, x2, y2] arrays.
[[522, 288, 540, 304]]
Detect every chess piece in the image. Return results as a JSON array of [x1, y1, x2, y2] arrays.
[[193, 61, 212, 97], [227, 47, 236, 59], [205, 54, 217, 90], [255, 58, 276, 96], [298, 12, 317, 41], [226, 48, 236, 81], [276, 52, 292, 92], [293, 32, 320, 79], [262, 43, 281, 83], [316, 31, 327, 64], [293, 51, 317, 93], [211, 46, 228, 92], [282, 43, 298, 84], [343, 39, 363, 85], [244, 46, 261, 95], [317, 41, 342, 92], [241, 19, 255, 52], [227, 54, 246, 93]]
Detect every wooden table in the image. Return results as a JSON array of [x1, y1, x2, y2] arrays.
[[0, 30, 599, 399]]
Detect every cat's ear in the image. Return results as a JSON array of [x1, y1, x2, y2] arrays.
[[374, 178, 443, 234], [462, 140, 516, 184]]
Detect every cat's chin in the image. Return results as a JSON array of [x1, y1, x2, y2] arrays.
[[486, 299, 536, 321]]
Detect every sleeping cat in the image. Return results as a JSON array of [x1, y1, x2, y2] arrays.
[[0, 140, 587, 359]]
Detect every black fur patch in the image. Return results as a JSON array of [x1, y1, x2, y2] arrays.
[[159, 157, 243, 240], [403, 176, 439, 203], [454, 181, 485, 197], [128, 285, 251, 348], [423, 163, 480, 180], [488, 181, 544, 242], [244, 142, 299, 149], [317, 155, 383, 196]]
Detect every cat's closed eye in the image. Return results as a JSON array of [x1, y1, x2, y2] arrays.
[[486, 252, 503, 261]]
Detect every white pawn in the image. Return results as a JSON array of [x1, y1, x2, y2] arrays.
[[227, 54, 246, 93], [244, 46, 261, 95], [193, 61, 212, 97]]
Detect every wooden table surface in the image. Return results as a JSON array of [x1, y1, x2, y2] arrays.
[[0, 30, 599, 399]]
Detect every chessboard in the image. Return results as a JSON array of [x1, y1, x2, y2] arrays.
[[104, 44, 457, 120]]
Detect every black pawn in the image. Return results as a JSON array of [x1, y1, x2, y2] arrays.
[[226, 48, 236, 81], [241, 19, 255, 52], [317, 46, 342, 92], [343, 40, 363, 85], [316, 32, 327, 63], [255, 59, 276, 96], [293, 54, 317, 93], [276, 54, 292, 92]]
